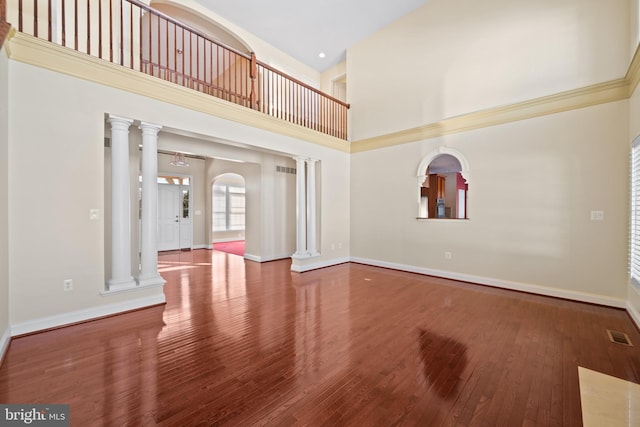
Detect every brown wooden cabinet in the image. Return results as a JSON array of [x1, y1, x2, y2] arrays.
[[427, 174, 446, 218]]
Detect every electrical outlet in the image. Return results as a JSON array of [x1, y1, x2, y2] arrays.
[[63, 279, 73, 292], [590, 211, 604, 221], [445, 251, 452, 260]]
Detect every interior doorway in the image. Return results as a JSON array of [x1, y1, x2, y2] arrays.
[[157, 175, 192, 251], [212, 173, 246, 247]]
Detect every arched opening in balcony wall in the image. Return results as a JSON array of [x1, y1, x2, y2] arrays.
[[149, 1, 253, 54], [140, 1, 255, 105]]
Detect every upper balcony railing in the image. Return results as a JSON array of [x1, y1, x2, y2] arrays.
[[4, 0, 350, 140]]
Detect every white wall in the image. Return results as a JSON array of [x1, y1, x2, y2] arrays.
[[258, 155, 297, 261], [7, 58, 350, 328], [0, 47, 10, 351], [351, 100, 630, 304], [348, 0, 631, 141], [631, 0, 640, 59], [628, 73, 640, 322]]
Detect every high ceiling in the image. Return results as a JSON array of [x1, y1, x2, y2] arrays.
[[193, 0, 429, 72]]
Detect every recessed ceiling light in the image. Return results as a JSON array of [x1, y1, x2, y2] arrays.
[[318, 52, 326, 58]]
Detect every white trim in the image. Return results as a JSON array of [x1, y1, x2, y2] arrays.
[[101, 281, 165, 296], [244, 253, 293, 263], [0, 326, 11, 362], [191, 244, 210, 250], [628, 285, 640, 330], [11, 294, 166, 336], [416, 218, 470, 223], [243, 253, 261, 262], [350, 257, 627, 309], [416, 146, 470, 183], [263, 253, 294, 262], [628, 301, 640, 330], [291, 257, 350, 272]]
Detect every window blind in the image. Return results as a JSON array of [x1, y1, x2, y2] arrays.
[[631, 139, 640, 289]]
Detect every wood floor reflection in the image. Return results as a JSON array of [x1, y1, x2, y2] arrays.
[[1, 249, 640, 426]]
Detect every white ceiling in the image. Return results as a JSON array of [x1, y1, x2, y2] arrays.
[[193, 0, 429, 72]]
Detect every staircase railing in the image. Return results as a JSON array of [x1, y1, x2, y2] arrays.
[[5, 0, 350, 140]]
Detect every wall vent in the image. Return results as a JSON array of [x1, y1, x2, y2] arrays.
[[276, 165, 296, 174], [607, 330, 633, 346]]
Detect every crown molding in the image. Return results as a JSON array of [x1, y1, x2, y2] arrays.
[[350, 77, 630, 153], [351, 43, 640, 153], [6, 29, 640, 155], [626, 44, 640, 97], [5, 31, 350, 153]]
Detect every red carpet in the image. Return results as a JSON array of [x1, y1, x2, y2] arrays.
[[213, 240, 245, 257]]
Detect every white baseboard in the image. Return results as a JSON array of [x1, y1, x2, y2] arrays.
[[0, 326, 10, 362], [628, 301, 640, 330], [244, 253, 292, 263], [244, 253, 261, 262], [627, 286, 640, 330], [191, 244, 209, 250], [350, 257, 627, 309], [291, 257, 350, 273], [11, 293, 166, 336]]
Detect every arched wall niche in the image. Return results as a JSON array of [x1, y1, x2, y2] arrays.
[[150, 0, 253, 54], [416, 147, 470, 220]]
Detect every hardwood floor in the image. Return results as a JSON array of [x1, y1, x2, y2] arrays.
[[1, 249, 639, 426]]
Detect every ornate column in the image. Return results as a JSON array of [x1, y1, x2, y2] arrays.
[[106, 115, 136, 291], [293, 156, 308, 258], [306, 158, 319, 256], [137, 122, 165, 288]]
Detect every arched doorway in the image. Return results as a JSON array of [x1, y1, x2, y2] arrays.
[[211, 173, 246, 255]]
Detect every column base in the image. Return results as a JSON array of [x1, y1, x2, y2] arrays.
[[106, 276, 137, 292], [292, 251, 310, 259], [137, 274, 166, 288], [292, 251, 322, 259]]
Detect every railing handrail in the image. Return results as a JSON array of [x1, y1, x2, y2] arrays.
[[129, 0, 349, 110], [7, 0, 349, 139], [256, 58, 350, 108]]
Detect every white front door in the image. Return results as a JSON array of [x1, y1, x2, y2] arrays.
[[158, 184, 181, 251]]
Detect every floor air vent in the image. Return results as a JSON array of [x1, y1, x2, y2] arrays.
[[607, 330, 633, 346]]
